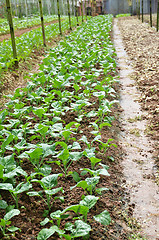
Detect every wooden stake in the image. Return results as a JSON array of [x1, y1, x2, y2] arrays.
[[75, 0, 79, 25], [142, 0, 143, 22], [67, 0, 72, 30], [150, 0, 152, 27], [38, 0, 46, 46], [81, 0, 84, 22], [157, 0, 159, 31], [57, 0, 62, 35], [6, 0, 18, 67]]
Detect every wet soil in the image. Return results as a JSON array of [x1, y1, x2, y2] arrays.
[[118, 16, 159, 166], [0, 19, 61, 42], [114, 18, 159, 239]]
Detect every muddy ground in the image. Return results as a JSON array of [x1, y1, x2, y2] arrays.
[[0, 16, 158, 240], [117, 16, 159, 167]]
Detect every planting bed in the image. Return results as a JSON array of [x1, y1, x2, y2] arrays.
[[0, 15, 133, 240]]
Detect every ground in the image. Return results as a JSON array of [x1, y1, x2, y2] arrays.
[[0, 16, 158, 240]]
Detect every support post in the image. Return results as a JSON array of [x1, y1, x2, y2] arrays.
[[6, 0, 18, 67], [38, 0, 46, 46], [57, 0, 62, 35]]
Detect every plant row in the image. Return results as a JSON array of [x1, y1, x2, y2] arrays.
[[0, 15, 118, 240], [0, 15, 59, 35], [0, 16, 81, 75]]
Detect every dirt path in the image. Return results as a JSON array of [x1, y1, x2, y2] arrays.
[[0, 19, 60, 42], [114, 19, 159, 239]]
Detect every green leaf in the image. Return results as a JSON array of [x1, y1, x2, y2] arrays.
[[96, 187, 109, 195], [63, 204, 89, 219], [80, 195, 99, 209], [93, 210, 111, 226], [70, 180, 88, 191], [70, 171, 81, 182], [0, 200, 8, 209], [37, 227, 56, 240], [0, 164, 4, 178], [71, 220, 91, 238], [8, 226, 19, 232], [28, 148, 43, 160], [89, 157, 101, 169], [69, 152, 83, 161], [41, 174, 61, 189], [40, 218, 50, 226], [57, 149, 69, 161], [1, 134, 14, 152], [4, 209, 20, 221], [45, 187, 63, 195], [0, 183, 13, 191], [14, 182, 32, 194]]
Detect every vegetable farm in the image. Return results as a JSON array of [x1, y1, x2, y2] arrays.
[[0, 0, 159, 240]]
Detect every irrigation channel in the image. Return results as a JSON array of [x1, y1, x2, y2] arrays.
[[113, 19, 159, 239]]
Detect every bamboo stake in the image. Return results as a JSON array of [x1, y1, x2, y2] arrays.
[[72, 0, 74, 15], [6, 0, 18, 67], [81, 0, 84, 22], [57, 0, 62, 35], [85, 0, 87, 21], [142, 0, 143, 22], [150, 0, 152, 27], [38, 0, 46, 46], [157, 0, 159, 31], [138, 0, 140, 19], [67, 0, 72, 30], [75, 0, 79, 25]]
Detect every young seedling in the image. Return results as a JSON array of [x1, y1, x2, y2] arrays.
[[27, 173, 63, 212], [0, 182, 32, 209], [0, 209, 20, 236]]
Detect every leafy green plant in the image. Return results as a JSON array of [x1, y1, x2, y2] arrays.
[[0, 209, 20, 236], [0, 182, 32, 208], [27, 173, 63, 211]]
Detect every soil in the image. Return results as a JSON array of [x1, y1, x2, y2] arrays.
[[0, 16, 159, 240], [117, 16, 159, 167], [0, 19, 62, 42], [114, 18, 159, 239]]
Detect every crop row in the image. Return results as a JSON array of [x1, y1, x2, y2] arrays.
[[0, 15, 59, 35], [0, 16, 81, 75], [0, 15, 118, 240]]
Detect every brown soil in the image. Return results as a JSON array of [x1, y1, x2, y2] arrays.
[[0, 19, 61, 42], [118, 16, 159, 168]]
